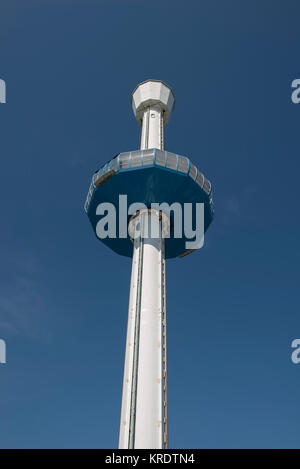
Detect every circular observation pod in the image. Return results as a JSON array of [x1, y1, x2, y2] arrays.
[[85, 149, 214, 259]]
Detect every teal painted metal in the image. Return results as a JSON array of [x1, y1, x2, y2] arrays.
[[85, 148, 214, 259]]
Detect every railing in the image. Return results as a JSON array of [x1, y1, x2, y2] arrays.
[[84, 149, 212, 213]]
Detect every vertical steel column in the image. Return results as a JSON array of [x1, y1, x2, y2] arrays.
[[119, 209, 169, 449], [134, 210, 164, 449], [118, 233, 141, 448], [161, 241, 168, 448], [140, 105, 163, 150]]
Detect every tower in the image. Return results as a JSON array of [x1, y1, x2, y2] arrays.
[[84, 80, 214, 449]]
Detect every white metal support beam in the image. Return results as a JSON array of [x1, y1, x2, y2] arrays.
[[119, 209, 169, 449]]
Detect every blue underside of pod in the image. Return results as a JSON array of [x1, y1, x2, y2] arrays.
[[86, 156, 214, 259]]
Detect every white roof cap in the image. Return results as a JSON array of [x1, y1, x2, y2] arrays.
[[132, 79, 175, 125]]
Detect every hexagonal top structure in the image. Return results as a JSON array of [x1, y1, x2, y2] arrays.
[[132, 80, 175, 125]]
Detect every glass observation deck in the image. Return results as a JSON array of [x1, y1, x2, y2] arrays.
[[84, 149, 213, 214]]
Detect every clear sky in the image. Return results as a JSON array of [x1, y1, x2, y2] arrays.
[[0, 0, 300, 449]]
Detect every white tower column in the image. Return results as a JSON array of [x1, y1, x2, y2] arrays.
[[119, 80, 174, 449], [140, 105, 164, 150], [119, 209, 169, 449], [118, 233, 141, 449]]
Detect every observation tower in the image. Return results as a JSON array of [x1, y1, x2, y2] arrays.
[[84, 80, 214, 449]]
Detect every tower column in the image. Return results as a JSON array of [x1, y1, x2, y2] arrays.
[[118, 233, 140, 449], [119, 209, 169, 449], [140, 105, 164, 150]]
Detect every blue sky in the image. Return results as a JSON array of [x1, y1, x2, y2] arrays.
[[0, 0, 300, 448]]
